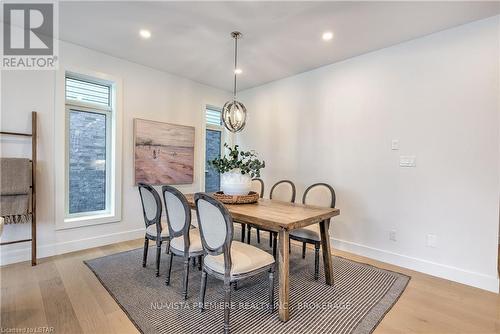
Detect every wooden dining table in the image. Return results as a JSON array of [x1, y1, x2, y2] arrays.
[[185, 194, 340, 322]]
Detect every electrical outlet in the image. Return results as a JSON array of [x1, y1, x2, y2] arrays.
[[426, 234, 437, 248], [389, 230, 397, 241]]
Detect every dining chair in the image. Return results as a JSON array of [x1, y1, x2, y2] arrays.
[[289, 183, 336, 280], [266, 180, 296, 257], [138, 183, 169, 277], [195, 193, 275, 334], [162, 185, 204, 300], [244, 178, 265, 244]]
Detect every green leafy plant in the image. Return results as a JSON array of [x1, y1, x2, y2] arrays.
[[208, 143, 265, 178]]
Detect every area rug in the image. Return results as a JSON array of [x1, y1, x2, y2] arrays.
[[85, 240, 409, 334]]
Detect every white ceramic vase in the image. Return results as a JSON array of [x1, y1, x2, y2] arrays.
[[220, 169, 252, 196]]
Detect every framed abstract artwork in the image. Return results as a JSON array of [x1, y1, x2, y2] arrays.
[[134, 118, 195, 185]]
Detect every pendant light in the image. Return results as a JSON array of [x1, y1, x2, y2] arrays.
[[222, 31, 247, 133]]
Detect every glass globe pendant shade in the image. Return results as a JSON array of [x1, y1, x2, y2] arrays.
[[222, 31, 248, 133], [222, 99, 247, 133]]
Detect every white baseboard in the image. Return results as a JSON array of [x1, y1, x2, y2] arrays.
[[332, 237, 499, 293], [2, 227, 497, 293], [0, 228, 145, 266]]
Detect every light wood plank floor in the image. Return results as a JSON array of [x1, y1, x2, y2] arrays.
[[1, 239, 499, 334]]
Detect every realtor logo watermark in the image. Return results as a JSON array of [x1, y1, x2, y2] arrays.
[[1, 1, 58, 69]]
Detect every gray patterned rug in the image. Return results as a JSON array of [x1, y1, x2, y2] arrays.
[[85, 240, 409, 334]]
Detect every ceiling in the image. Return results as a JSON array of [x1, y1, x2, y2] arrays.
[[59, 1, 500, 92]]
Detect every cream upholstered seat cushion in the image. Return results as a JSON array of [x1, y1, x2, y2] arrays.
[[170, 228, 203, 254], [290, 224, 321, 241], [204, 241, 275, 277], [146, 223, 169, 238]]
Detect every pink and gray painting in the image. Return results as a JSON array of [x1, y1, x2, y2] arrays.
[[134, 119, 195, 185]]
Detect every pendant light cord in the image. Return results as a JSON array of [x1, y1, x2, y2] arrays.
[[233, 35, 238, 98]]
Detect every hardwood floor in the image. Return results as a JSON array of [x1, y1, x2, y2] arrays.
[[1, 239, 499, 334]]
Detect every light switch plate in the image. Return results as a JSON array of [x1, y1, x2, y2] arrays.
[[400, 155, 416, 167], [391, 139, 399, 150]]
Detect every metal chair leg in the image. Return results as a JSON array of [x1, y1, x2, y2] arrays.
[[142, 237, 149, 267], [199, 269, 207, 312], [165, 239, 170, 254], [183, 258, 190, 300], [314, 243, 320, 281], [257, 229, 261, 243], [224, 281, 232, 334], [268, 267, 275, 313], [246, 225, 252, 244], [156, 241, 162, 277], [302, 242, 307, 259], [269, 232, 273, 248], [240, 223, 246, 242], [198, 255, 203, 271], [272, 233, 277, 259], [165, 252, 174, 285]]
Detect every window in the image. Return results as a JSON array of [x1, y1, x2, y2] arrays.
[[205, 106, 224, 192], [65, 73, 114, 219], [66, 77, 111, 106], [206, 107, 222, 126]]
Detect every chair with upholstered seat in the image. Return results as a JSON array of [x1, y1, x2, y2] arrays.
[[138, 183, 169, 277], [266, 180, 296, 257], [162, 185, 204, 300], [289, 183, 336, 280], [195, 193, 275, 334], [243, 178, 265, 244]]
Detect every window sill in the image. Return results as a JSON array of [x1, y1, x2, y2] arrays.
[[56, 213, 121, 230]]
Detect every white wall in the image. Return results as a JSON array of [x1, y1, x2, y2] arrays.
[[237, 16, 500, 292], [0, 41, 229, 264], [1, 15, 498, 294]]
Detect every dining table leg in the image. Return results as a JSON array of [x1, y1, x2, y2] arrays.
[[278, 228, 290, 322], [319, 219, 334, 285]]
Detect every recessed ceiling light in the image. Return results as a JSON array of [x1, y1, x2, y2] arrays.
[[322, 31, 333, 41], [234, 68, 242, 75], [139, 29, 151, 39]]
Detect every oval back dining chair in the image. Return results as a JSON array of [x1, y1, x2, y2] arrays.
[[162, 185, 204, 299], [266, 180, 296, 257], [195, 193, 275, 334], [250, 178, 265, 197], [270, 180, 296, 203], [138, 183, 169, 277], [289, 183, 336, 280], [243, 178, 265, 244]]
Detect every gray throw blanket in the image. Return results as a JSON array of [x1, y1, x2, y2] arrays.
[[1, 158, 32, 224]]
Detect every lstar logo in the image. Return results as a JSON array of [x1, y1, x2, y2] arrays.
[[1, 2, 58, 69]]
